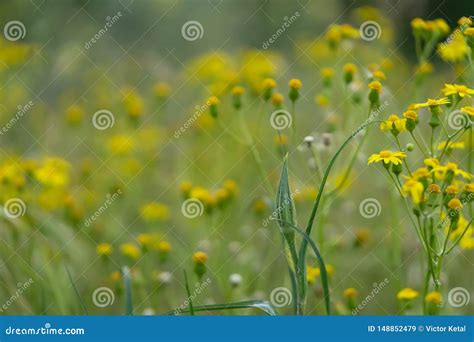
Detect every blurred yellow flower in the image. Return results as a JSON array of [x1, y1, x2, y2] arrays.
[[442, 84, 474, 98], [437, 141, 465, 151], [425, 291, 442, 305], [140, 202, 170, 221], [120, 243, 141, 260], [402, 179, 424, 204], [438, 35, 470, 63], [192, 251, 208, 264], [397, 288, 419, 300], [96, 243, 112, 256], [108, 135, 134, 155], [34, 157, 71, 188], [343, 288, 359, 299], [137, 233, 155, 248]]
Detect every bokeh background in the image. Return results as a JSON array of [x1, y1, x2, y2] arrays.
[[0, 0, 473, 315]]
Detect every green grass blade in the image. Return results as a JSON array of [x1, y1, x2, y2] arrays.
[[276, 154, 302, 314], [183, 270, 195, 315], [165, 300, 276, 316], [279, 219, 331, 314], [64, 263, 88, 315], [299, 121, 382, 283], [122, 266, 133, 315]]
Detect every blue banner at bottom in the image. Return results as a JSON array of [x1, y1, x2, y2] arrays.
[[0, 316, 472, 341]]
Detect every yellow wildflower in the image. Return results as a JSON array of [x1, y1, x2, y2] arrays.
[[425, 291, 442, 305], [288, 79, 302, 90], [140, 202, 170, 221], [461, 106, 474, 116], [447, 198, 462, 210], [437, 141, 465, 151], [120, 243, 141, 260], [368, 150, 406, 165], [192, 251, 208, 264], [34, 157, 71, 188], [380, 114, 406, 133], [412, 97, 450, 109], [137, 233, 155, 248], [397, 288, 419, 300], [402, 179, 424, 204], [343, 288, 359, 299], [442, 84, 474, 98], [155, 240, 172, 253], [96, 243, 112, 256], [438, 35, 470, 63]]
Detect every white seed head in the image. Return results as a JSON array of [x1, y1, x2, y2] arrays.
[[304, 135, 314, 147], [158, 271, 172, 284], [229, 273, 242, 287]]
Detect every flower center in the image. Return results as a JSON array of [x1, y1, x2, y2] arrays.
[[380, 150, 392, 158]]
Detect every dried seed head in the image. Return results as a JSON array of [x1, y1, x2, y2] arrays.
[[321, 133, 333, 147], [304, 135, 314, 148], [229, 273, 242, 287]]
